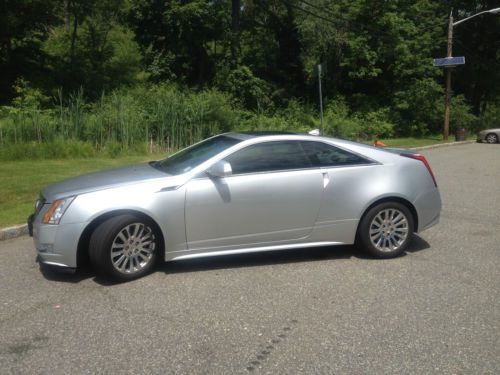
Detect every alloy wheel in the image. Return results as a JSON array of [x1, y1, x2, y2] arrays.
[[486, 134, 498, 144], [110, 223, 156, 274], [369, 208, 409, 252]]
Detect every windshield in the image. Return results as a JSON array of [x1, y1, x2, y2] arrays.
[[154, 135, 241, 175]]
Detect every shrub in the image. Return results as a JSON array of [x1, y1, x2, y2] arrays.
[[323, 97, 363, 139], [450, 95, 478, 133], [215, 65, 272, 110], [359, 108, 394, 139], [393, 78, 443, 136], [477, 103, 500, 132]]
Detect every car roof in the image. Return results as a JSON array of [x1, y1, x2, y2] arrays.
[[226, 131, 361, 145], [226, 131, 297, 140]]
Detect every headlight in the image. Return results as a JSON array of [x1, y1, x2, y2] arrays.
[[42, 197, 76, 225], [35, 196, 45, 213]]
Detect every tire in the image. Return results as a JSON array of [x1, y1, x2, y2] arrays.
[[486, 133, 498, 144], [357, 202, 414, 258], [89, 214, 159, 281]]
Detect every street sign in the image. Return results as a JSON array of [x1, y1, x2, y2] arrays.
[[433, 56, 465, 67], [313, 62, 327, 77]]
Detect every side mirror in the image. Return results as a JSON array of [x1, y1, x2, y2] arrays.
[[206, 160, 232, 178]]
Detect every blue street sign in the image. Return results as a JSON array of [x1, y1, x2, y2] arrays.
[[433, 56, 466, 67]]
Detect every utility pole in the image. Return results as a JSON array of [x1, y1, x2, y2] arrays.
[[443, 11, 453, 141]]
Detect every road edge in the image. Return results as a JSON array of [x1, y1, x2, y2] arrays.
[[0, 139, 478, 241], [0, 224, 29, 241], [412, 140, 475, 150]]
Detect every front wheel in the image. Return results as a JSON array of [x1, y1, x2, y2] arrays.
[[89, 214, 159, 281], [486, 133, 498, 144], [357, 202, 414, 258]]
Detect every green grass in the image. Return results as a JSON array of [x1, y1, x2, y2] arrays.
[[0, 154, 165, 228], [365, 135, 474, 148]]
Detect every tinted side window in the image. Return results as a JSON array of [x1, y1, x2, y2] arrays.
[[226, 141, 312, 174], [301, 141, 370, 167]]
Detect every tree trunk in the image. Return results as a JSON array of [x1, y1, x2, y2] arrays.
[[64, 0, 70, 31], [70, 1, 78, 66], [231, 0, 241, 68]]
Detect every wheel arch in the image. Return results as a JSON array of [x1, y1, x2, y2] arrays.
[[76, 209, 165, 268], [356, 196, 419, 238]]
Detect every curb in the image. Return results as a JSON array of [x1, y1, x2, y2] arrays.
[[0, 139, 478, 242], [412, 140, 475, 151], [0, 224, 29, 241]]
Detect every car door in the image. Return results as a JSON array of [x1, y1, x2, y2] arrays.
[[184, 140, 325, 251], [300, 140, 378, 243]]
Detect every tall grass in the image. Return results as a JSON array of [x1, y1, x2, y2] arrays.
[[0, 85, 244, 159]]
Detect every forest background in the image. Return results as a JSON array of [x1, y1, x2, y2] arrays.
[[0, 0, 499, 160]]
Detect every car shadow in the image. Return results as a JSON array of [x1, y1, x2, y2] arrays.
[[38, 262, 95, 283], [39, 235, 431, 284], [405, 234, 431, 254]]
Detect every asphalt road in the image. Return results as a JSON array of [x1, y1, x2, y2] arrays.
[[0, 143, 499, 374]]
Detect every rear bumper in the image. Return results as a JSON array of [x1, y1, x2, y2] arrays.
[[413, 187, 442, 233], [418, 212, 440, 232]]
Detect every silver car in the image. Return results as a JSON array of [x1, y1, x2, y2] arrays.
[[477, 128, 500, 144], [29, 132, 441, 281]]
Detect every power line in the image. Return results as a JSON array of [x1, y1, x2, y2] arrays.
[[282, 0, 395, 40], [290, 0, 443, 40], [280, 0, 344, 27], [298, 0, 337, 19]]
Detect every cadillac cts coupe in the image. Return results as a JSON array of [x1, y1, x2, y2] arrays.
[[29, 132, 441, 281]]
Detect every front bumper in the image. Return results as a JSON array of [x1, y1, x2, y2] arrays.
[[29, 211, 86, 269], [28, 214, 34, 236]]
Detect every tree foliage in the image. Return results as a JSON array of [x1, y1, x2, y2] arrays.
[[0, 0, 498, 137]]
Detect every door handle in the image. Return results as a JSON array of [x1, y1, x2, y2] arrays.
[[322, 172, 330, 188], [157, 185, 179, 193]]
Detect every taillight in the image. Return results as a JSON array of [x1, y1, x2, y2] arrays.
[[401, 154, 437, 187]]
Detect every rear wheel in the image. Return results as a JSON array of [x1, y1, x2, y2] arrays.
[[486, 133, 498, 144], [357, 202, 414, 258], [89, 214, 159, 281]]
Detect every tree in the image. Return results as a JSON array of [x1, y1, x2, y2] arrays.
[[0, 0, 495, 136], [43, 0, 143, 98], [0, 0, 58, 103], [128, 0, 226, 86]]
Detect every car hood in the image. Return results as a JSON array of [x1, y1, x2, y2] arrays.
[[42, 162, 171, 202]]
